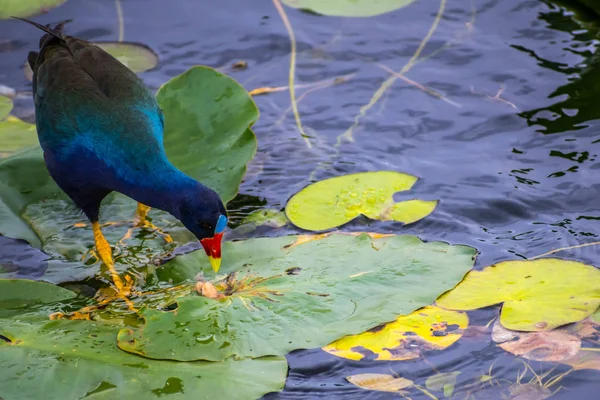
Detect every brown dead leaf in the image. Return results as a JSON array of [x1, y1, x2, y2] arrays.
[[346, 373, 413, 393], [492, 322, 581, 362], [195, 281, 223, 299]]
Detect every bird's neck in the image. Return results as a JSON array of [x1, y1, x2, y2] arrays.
[[118, 161, 197, 219]]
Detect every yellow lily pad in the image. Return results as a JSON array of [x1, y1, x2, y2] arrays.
[[436, 259, 600, 331], [285, 171, 437, 231], [346, 373, 413, 393], [323, 306, 468, 361]]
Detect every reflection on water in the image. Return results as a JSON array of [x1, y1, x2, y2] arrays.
[[1, 0, 600, 398]]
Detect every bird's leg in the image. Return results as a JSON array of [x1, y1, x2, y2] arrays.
[[130, 202, 173, 243], [92, 221, 128, 294]]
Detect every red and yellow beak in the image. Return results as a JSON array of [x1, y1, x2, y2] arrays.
[[200, 232, 223, 272]]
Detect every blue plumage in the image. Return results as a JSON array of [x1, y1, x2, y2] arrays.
[[18, 17, 228, 287]]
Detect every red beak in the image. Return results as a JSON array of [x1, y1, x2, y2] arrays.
[[200, 232, 223, 272]]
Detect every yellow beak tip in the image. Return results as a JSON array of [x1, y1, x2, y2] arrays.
[[208, 256, 221, 273]]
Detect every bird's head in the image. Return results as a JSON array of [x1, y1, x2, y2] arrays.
[[177, 185, 227, 273]]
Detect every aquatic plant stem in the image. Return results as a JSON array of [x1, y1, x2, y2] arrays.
[[115, 0, 124, 42], [528, 241, 600, 259], [272, 0, 312, 148], [336, 0, 447, 146]]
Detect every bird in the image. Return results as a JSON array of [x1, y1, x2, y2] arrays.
[[15, 17, 228, 298]]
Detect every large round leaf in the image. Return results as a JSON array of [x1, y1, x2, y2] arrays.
[[0, 0, 67, 19], [285, 171, 437, 231], [0, 319, 286, 400], [282, 0, 416, 17], [0, 279, 287, 400], [116, 233, 476, 361], [0, 66, 258, 260], [157, 66, 259, 204], [436, 259, 600, 331]]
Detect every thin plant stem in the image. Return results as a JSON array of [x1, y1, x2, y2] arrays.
[[336, 0, 447, 146], [115, 0, 124, 42], [272, 0, 312, 148]]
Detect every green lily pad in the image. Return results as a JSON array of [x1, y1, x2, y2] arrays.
[[282, 0, 416, 17], [0, 0, 67, 19], [0, 66, 258, 267], [436, 259, 600, 331], [285, 171, 437, 231], [0, 278, 76, 317], [117, 232, 476, 361], [24, 42, 159, 81], [0, 279, 287, 400], [0, 115, 39, 157], [0, 95, 12, 120]]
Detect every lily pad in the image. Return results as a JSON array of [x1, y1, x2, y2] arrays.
[[0, 115, 39, 157], [436, 259, 600, 331], [324, 306, 468, 361], [346, 373, 413, 393], [24, 42, 159, 80], [0, 66, 258, 263], [0, 0, 67, 19], [117, 233, 476, 361], [282, 0, 416, 17], [0, 95, 12, 120], [0, 279, 287, 400], [0, 278, 75, 317], [285, 171, 437, 231]]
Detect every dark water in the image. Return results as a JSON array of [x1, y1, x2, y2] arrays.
[[1, 0, 600, 398]]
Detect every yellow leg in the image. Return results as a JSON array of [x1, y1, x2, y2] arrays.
[[92, 221, 126, 292], [132, 202, 173, 243]]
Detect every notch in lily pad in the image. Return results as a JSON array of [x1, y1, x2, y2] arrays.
[[436, 258, 600, 331], [285, 171, 437, 231]]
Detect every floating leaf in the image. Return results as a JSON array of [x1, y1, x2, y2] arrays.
[[0, 279, 287, 400], [0, 66, 258, 271], [0, 95, 12, 120], [0, 0, 67, 19], [346, 373, 413, 393], [436, 259, 600, 331], [324, 306, 468, 361], [282, 0, 417, 17], [117, 233, 476, 361], [425, 371, 461, 398], [285, 171, 437, 231], [492, 322, 581, 362], [24, 42, 159, 81], [0, 278, 75, 317], [563, 349, 600, 371], [0, 116, 39, 157]]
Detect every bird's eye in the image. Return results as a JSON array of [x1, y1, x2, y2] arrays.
[[200, 221, 212, 231]]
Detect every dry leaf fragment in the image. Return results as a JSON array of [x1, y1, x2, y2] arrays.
[[195, 281, 223, 299], [346, 373, 413, 392]]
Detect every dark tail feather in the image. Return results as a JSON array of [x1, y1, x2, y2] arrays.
[[11, 16, 72, 42]]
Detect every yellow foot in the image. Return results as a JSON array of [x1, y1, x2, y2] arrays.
[[49, 275, 139, 320], [131, 203, 173, 243]]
